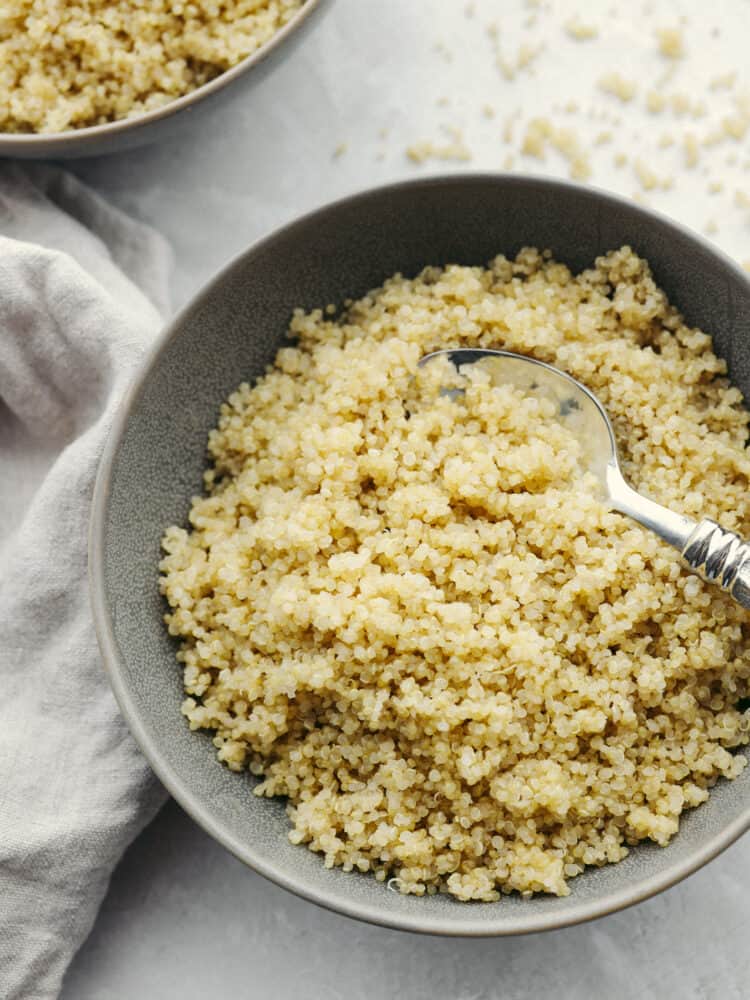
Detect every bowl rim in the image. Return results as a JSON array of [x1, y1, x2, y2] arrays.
[[0, 0, 324, 150], [90, 172, 750, 936]]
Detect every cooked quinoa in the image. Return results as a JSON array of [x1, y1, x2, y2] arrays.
[[0, 0, 304, 134], [160, 247, 750, 901]]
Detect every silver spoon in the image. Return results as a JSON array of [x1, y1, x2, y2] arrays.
[[418, 348, 750, 609]]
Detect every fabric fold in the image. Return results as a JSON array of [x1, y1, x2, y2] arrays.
[[0, 164, 171, 1000]]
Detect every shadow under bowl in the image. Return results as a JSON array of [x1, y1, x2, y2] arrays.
[[91, 173, 750, 936], [0, 0, 324, 160]]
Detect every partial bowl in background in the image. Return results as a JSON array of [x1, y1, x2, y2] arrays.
[[90, 174, 750, 935], [0, 0, 325, 160]]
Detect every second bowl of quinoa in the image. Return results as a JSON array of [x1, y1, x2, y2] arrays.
[[0, 0, 325, 158], [91, 174, 750, 935]]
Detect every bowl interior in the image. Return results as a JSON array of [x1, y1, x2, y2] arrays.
[[94, 175, 750, 935]]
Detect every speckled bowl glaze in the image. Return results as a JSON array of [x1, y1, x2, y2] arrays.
[[0, 0, 324, 160], [91, 174, 750, 936]]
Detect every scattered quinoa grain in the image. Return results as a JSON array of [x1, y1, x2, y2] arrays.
[[655, 27, 684, 59], [634, 158, 672, 191], [502, 112, 519, 144], [563, 17, 598, 40], [598, 72, 638, 102], [646, 91, 667, 114], [407, 127, 472, 164], [722, 99, 750, 141], [520, 118, 591, 180], [683, 132, 700, 168]]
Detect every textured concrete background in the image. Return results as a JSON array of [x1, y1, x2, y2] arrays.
[[61, 1, 750, 995]]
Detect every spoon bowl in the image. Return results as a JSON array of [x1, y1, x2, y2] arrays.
[[419, 348, 616, 482], [420, 348, 750, 608]]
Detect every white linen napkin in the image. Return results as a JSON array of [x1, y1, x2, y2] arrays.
[[0, 164, 171, 1000]]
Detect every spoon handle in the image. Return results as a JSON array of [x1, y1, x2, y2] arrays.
[[609, 477, 750, 609], [681, 519, 750, 609]]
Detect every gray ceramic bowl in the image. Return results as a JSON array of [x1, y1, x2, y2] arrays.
[[91, 174, 750, 936], [0, 0, 324, 160]]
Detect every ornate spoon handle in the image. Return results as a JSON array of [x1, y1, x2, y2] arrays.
[[681, 519, 750, 608], [607, 473, 750, 610]]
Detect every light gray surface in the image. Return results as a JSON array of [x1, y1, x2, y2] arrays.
[[60, 798, 750, 1000], [59, 0, 750, 995]]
